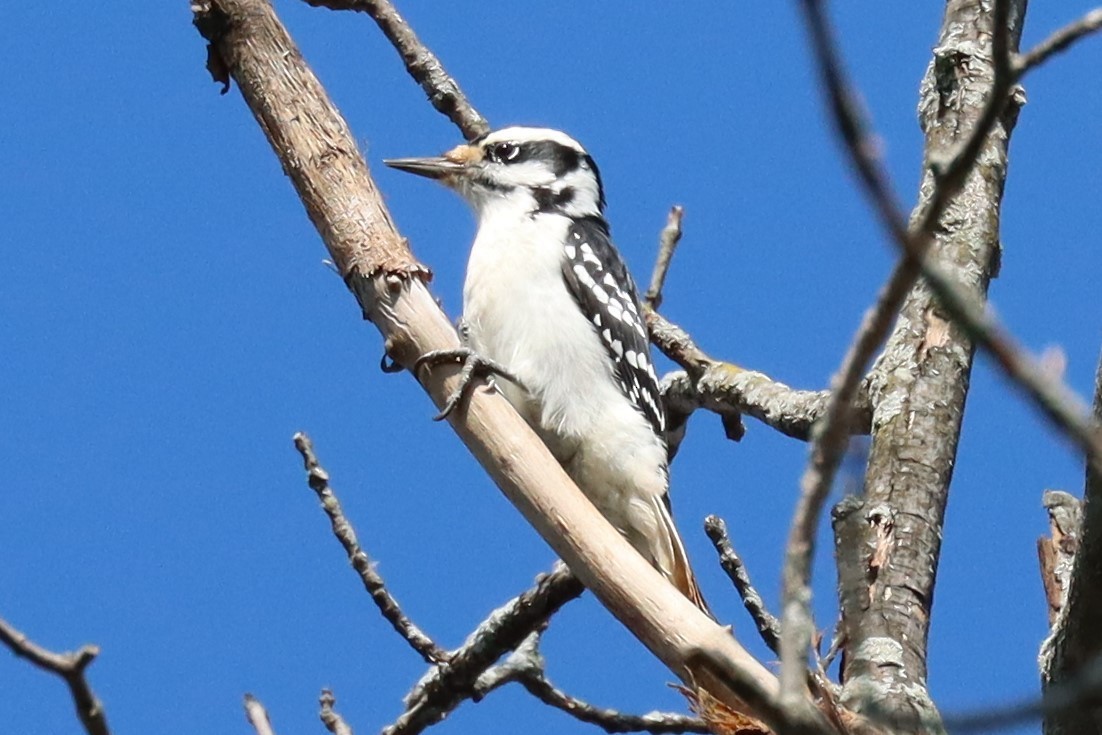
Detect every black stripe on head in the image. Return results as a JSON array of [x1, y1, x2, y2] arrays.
[[484, 139, 583, 177], [583, 154, 606, 210]]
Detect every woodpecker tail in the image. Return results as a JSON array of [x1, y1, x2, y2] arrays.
[[652, 495, 712, 617]]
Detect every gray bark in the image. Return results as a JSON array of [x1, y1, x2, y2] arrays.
[[833, 2, 1027, 731]]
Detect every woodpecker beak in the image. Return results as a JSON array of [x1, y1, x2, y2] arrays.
[[383, 156, 465, 180], [385, 144, 483, 181]]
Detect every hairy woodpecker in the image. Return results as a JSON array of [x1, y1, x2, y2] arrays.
[[386, 127, 707, 611]]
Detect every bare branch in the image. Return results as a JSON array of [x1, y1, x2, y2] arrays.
[[244, 694, 277, 735], [300, 0, 489, 140], [293, 432, 448, 665], [704, 516, 781, 655], [792, 0, 1061, 730], [1042, 349, 1102, 734], [644, 206, 684, 311], [477, 633, 710, 734], [385, 565, 583, 735], [192, 2, 838, 730], [780, 258, 921, 701], [518, 670, 709, 734], [649, 311, 872, 441], [0, 616, 110, 735], [1015, 8, 1102, 77], [320, 689, 355, 735]]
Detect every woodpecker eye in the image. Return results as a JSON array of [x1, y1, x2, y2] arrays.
[[488, 141, 521, 163]]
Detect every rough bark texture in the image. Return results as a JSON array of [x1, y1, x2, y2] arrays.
[[1037, 490, 1082, 627], [833, 2, 1026, 731], [1042, 352, 1102, 735]]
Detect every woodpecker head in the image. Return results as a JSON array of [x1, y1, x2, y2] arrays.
[[385, 126, 606, 219]]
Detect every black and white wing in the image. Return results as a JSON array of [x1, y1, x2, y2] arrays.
[[560, 216, 665, 438]]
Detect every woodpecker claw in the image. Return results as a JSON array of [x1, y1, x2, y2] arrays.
[[414, 348, 525, 421]]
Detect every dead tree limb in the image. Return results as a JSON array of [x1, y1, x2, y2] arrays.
[[823, 1, 1026, 731], [385, 566, 582, 735], [475, 633, 711, 734], [294, 432, 448, 664], [320, 689, 355, 735], [302, 0, 488, 139], [244, 694, 277, 735], [0, 616, 110, 735], [649, 309, 872, 442], [1042, 350, 1102, 734], [189, 0, 815, 729]]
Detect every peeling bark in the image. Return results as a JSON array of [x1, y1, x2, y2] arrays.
[[1042, 352, 1102, 735]]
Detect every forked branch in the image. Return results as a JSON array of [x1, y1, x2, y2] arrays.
[[0, 616, 110, 735]]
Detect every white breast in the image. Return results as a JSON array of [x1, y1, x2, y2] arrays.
[[461, 207, 669, 513]]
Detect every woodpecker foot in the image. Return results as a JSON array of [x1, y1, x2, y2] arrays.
[[414, 348, 525, 421]]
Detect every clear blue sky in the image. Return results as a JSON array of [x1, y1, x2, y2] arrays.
[[3, 3, 1100, 734]]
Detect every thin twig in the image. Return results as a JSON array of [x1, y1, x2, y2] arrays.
[[384, 565, 584, 735], [703, 516, 781, 654], [644, 206, 685, 310], [1015, 8, 1102, 76], [301, 0, 489, 140], [0, 616, 110, 735], [244, 694, 278, 735], [519, 673, 709, 734], [478, 633, 709, 734], [320, 689, 355, 735], [293, 432, 449, 665]]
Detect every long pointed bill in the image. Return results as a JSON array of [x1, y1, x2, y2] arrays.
[[383, 156, 466, 180]]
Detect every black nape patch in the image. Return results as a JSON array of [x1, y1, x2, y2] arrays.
[[532, 186, 576, 214]]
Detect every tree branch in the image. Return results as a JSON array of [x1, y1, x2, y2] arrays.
[[384, 566, 583, 735], [704, 516, 781, 655], [300, 0, 489, 140], [293, 432, 448, 664], [1015, 8, 1102, 76], [649, 310, 872, 442], [244, 694, 278, 735], [805, 0, 1028, 730], [320, 689, 355, 735], [191, 1, 836, 730], [476, 633, 710, 734], [0, 616, 110, 735], [1042, 349, 1102, 734], [644, 206, 684, 311]]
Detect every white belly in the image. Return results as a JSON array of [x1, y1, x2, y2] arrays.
[[461, 214, 669, 520]]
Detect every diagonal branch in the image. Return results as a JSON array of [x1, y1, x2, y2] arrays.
[[1015, 8, 1102, 76], [293, 432, 448, 664], [191, 1, 833, 731], [0, 616, 110, 735], [385, 566, 583, 735], [476, 633, 711, 734], [301, 0, 488, 140], [704, 516, 781, 655]]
